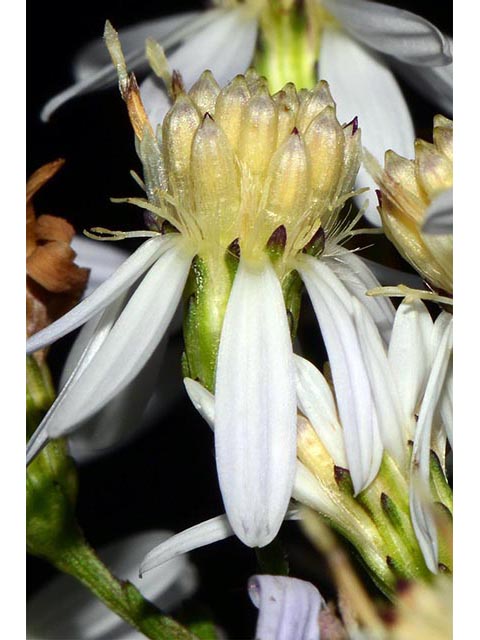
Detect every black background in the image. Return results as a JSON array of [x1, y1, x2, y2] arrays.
[[27, 2, 452, 638]]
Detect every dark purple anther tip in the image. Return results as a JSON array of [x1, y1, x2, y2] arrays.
[[203, 111, 214, 121], [344, 116, 358, 135], [291, 126, 300, 135], [228, 238, 241, 259], [267, 225, 287, 250], [375, 189, 383, 207]]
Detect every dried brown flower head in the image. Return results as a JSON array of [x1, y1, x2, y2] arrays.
[[26, 159, 89, 350]]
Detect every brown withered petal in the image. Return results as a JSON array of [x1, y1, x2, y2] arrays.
[[26, 158, 65, 203], [27, 241, 89, 293], [35, 214, 75, 245], [26, 201, 38, 258]]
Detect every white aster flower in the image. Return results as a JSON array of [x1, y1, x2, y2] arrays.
[[27, 530, 198, 639], [42, 0, 451, 228], [27, 53, 396, 551], [140, 297, 452, 578]]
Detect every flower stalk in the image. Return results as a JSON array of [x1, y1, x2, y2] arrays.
[[255, 0, 320, 91], [27, 357, 196, 640]]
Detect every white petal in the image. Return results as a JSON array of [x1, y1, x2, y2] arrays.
[[439, 354, 453, 447], [185, 377, 342, 518], [26, 235, 171, 355], [394, 55, 453, 115], [139, 75, 174, 131], [166, 8, 257, 89], [67, 339, 166, 458], [324, 249, 395, 342], [422, 189, 453, 235], [140, 515, 234, 575], [31, 240, 193, 451], [292, 461, 339, 519], [298, 255, 383, 493], [140, 510, 300, 575], [248, 575, 324, 640], [215, 258, 297, 547], [71, 236, 129, 298], [352, 299, 405, 464], [410, 316, 453, 572], [294, 356, 347, 467], [27, 531, 197, 640], [323, 0, 451, 66], [69, 337, 184, 463], [360, 257, 426, 290], [319, 28, 415, 226], [27, 296, 128, 464], [40, 10, 220, 121], [74, 12, 201, 82], [140, 8, 257, 129], [184, 378, 215, 428], [388, 299, 434, 439]]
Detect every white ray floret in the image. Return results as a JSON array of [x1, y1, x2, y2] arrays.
[[298, 255, 383, 494], [214, 258, 297, 547]]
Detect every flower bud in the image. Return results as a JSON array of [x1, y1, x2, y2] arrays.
[[296, 80, 335, 132], [214, 75, 251, 151], [263, 130, 310, 245], [188, 70, 220, 117], [369, 117, 453, 294], [162, 94, 201, 199], [190, 114, 241, 246], [238, 86, 279, 175]]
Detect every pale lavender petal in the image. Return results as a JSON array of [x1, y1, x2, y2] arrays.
[[319, 28, 415, 226], [323, 0, 451, 65], [248, 575, 324, 640], [215, 258, 297, 547], [26, 235, 172, 354]]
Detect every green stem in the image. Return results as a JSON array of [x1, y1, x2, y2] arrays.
[[255, 0, 318, 91], [27, 355, 197, 640], [53, 536, 197, 640]]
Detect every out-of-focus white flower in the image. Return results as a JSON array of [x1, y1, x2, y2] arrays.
[[139, 298, 452, 577], [27, 530, 198, 640], [249, 574, 325, 640], [53, 237, 184, 463], [42, 0, 451, 227]]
